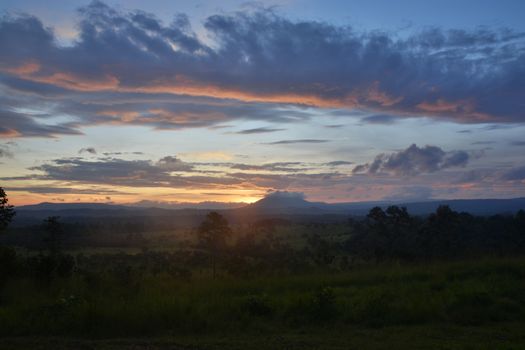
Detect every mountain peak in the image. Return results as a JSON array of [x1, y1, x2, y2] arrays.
[[251, 191, 315, 209]]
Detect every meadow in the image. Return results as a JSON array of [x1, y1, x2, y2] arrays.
[[1, 255, 525, 349], [1, 206, 525, 349]]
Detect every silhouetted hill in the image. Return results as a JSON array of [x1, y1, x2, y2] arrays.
[[130, 200, 246, 210], [248, 191, 325, 210], [401, 198, 525, 215], [18, 202, 129, 211], [12, 196, 525, 227], [241, 194, 525, 216]]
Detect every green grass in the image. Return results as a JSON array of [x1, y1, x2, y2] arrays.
[[1, 256, 525, 348]]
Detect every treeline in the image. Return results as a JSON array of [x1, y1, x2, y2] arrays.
[[0, 204, 524, 285], [345, 205, 525, 261]]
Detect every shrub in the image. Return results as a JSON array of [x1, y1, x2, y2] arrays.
[[309, 286, 338, 322], [240, 294, 273, 317]]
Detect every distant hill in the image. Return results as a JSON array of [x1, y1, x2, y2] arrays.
[[129, 200, 246, 210], [241, 192, 525, 216], [12, 195, 525, 227], [17, 202, 130, 211], [401, 198, 525, 216]]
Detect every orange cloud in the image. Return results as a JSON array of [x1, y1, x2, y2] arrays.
[[3, 61, 41, 75], [134, 75, 350, 108], [1, 65, 497, 124], [365, 82, 404, 106], [417, 99, 468, 113], [0, 128, 21, 137]]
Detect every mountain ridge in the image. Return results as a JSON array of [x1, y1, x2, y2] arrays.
[[16, 197, 525, 216]]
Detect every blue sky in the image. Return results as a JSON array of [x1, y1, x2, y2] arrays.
[[1, 0, 524, 205]]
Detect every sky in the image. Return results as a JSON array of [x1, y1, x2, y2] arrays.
[[1, 0, 524, 206]]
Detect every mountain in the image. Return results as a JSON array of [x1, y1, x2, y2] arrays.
[[129, 200, 247, 210], [242, 192, 525, 216], [12, 196, 525, 226], [401, 198, 525, 215], [17, 202, 130, 211], [249, 192, 320, 209]]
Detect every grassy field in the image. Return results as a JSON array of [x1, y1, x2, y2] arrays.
[[1, 256, 525, 348]]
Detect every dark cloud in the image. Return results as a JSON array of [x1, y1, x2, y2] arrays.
[[442, 150, 470, 168], [234, 127, 285, 134], [21, 157, 237, 188], [510, 141, 525, 146], [324, 161, 353, 166], [0, 145, 13, 158], [361, 114, 398, 124], [229, 162, 307, 172], [0, 87, 313, 136], [157, 156, 194, 171], [471, 141, 495, 145], [263, 139, 329, 145], [454, 170, 491, 184], [0, 3, 524, 137], [501, 166, 525, 181], [481, 124, 515, 131], [353, 144, 470, 176], [2, 155, 354, 191], [0, 108, 82, 138], [8, 186, 130, 195], [79, 147, 97, 155], [102, 151, 144, 155]]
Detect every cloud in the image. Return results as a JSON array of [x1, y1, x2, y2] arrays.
[[156, 156, 194, 171], [102, 151, 144, 155], [4, 151, 524, 202], [234, 127, 285, 134], [263, 139, 329, 145], [0, 108, 82, 138], [7, 186, 130, 195], [79, 147, 97, 155], [360, 114, 398, 124], [441, 150, 470, 168], [324, 161, 353, 166], [501, 166, 525, 181], [454, 169, 491, 184], [19, 157, 238, 188], [471, 141, 495, 145], [510, 141, 525, 146], [229, 162, 307, 172], [0, 145, 13, 158], [0, 3, 524, 138], [353, 144, 470, 176]]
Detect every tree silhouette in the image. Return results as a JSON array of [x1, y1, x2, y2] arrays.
[[0, 187, 15, 232], [198, 212, 232, 279], [43, 216, 63, 256]]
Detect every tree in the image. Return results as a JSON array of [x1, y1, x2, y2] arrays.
[[0, 187, 15, 232], [198, 212, 232, 279], [42, 216, 63, 256], [422, 205, 463, 257]]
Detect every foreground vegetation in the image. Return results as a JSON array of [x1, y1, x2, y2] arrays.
[[1, 188, 525, 348], [1, 255, 525, 348]]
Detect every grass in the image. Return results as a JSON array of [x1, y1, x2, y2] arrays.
[[1, 256, 525, 348], [2, 324, 525, 349]]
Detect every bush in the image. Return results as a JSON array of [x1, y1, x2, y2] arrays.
[[309, 287, 338, 322], [240, 294, 274, 317]]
